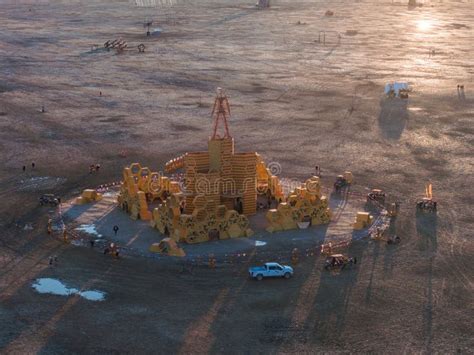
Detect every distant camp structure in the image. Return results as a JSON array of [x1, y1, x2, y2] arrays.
[[104, 38, 128, 53], [256, 0, 270, 9]]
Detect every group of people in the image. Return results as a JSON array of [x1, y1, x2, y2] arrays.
[[48, 255, 58, 266], [86, 225, 121, 259], [89, 164, 101, 174], [321, 242, 333, 255], [104, 242, 120, 258], [22, 162, 36, 172]]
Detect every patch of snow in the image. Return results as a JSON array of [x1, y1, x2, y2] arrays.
[[255, 240, 267, 247], [75, 224, 102, 238], [17, 176, 66, 191], [32, 278, 78, 296], [32, 278, 106, 301], [102, 192, 116, 197], [79, 290, 106, 301]]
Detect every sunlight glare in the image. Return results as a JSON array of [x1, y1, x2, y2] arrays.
[[416, 19, 434, 31]]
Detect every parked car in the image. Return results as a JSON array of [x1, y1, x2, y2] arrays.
[[324, 254, 357, 271], [39, 194, 60, 206], [248, 262, 293, 281], [333, 175, 350, 193]]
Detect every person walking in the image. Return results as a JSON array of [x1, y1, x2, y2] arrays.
[[315, 165, 321, 177], [22, 165, 26, 172], [113, 225, 119, 236], [47, 219, 52, 235]]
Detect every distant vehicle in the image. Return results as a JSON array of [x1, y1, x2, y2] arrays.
[[387, 235, 401, 245], [39, 194, 60, 206], [249, 262, 293, 281], [416, 183, 437, 213], [416, 198, 437, 212], [333, 175, 349, 193], [366, 189, 386, 206], [324, 254, 357, 271], [384, 82, 410, 99]]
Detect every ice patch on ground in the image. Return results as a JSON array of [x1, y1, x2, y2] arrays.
[[75, 224, 102, 237], [32, 278, 78, 296], [255, 240, 267, 246], [79, 290, 106, 301], [17, 176, 66, 191], [32, 278, 106, 301]]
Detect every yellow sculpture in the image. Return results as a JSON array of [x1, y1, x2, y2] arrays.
[[75, 189, 102, 204], [265, 176, 331, 233], [117, 89, 332, 243], [117, 163, 173, 220], [353, 212, 374, 230], [149, 238, 185, 257]]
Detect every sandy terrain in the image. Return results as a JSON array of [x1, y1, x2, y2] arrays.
[[0, 0, 473, 353]]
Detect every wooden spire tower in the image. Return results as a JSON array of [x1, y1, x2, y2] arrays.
[[211, 87, 231, 139]]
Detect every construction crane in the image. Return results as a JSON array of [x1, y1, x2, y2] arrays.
[[210, 88, 231, 139]]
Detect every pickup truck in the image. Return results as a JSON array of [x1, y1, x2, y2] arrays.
[[248, 262, 293, 281]]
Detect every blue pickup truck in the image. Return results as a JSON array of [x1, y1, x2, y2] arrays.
[[248, 262, 294, 281]]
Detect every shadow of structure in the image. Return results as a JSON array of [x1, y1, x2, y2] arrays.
[[207, 223, 332, 353], [328, 186, 351, 224], [62, 203, 94, 220], [364, 239, 381, 304], [302, 231, 363, 345], [378, 98, 409, 140], [382, 216, 399, 279], [416, 210, 438, 354]]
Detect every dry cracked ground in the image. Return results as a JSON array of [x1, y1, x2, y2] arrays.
[[0, 0, 473, 353]]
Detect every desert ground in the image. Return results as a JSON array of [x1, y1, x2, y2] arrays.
[[0, 0, 473, 353]]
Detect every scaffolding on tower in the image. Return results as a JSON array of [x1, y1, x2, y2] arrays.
[[211, 87, 231, 139]]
